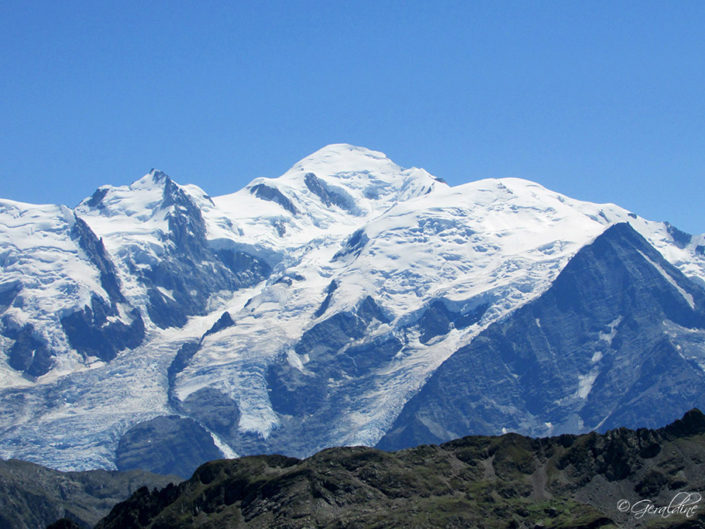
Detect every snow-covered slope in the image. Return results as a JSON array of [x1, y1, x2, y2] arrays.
[[1, 144, 705, 474]]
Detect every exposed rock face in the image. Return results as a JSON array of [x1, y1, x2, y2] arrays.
[[55, 213, 144, 371], [181, 388, 241, 443], [115, 416, 223, 479], [0, 280, 21, 313], [416, 298, 488, 344], [93, 410, 705, 529], [5, 323, 54, 377], [70, 216, 125, 305], [268, 297, 392, 416], [248, 183, 298, 215], [304, 172, 359, 214], [378, 223, 705, 450], [137, 175, 272, 329], [60, 295, 145, 362]]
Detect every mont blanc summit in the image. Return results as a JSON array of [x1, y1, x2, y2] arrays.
[[1, 144, 705, 477]]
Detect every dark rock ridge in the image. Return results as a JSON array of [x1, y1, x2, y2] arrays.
[[378, 222, 705, 450], [304, 172, 359, 214], [249, 183, 298, 215], [215, 249, 273, 289], [60, 295, 145, 363], [313, 279, 338, 318], [0, 458, 175, 529], [0, 280, 21, 313], [167, 342, 200, 406], [70, 215, 125, 305], [167, 310, 236, 402], [165, 311, 240, 433], [666, 221, 693, 249], [92, 409, 705, 529], [181, 387, 242, 448], [58, 216, 148, 364], [160, 311, 244, 461], [138, 179, 271, 329], [204, 311, 235, 337], [85, 186, 109, 209]]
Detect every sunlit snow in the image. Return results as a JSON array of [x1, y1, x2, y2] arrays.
[[1, 144, 705, 469]]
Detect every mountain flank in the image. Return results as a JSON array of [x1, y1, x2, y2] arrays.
[[379, 222, 705, 450], [0, 459, 176, 529]]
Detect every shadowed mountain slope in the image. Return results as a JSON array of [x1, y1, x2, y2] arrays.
[[379, 223, 705, 450], [0, 459, 176, 529]]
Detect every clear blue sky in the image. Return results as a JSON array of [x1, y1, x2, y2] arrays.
[[1, 1, 704, 233]]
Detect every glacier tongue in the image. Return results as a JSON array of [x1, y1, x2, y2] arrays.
[[1, 145, 705, 471]]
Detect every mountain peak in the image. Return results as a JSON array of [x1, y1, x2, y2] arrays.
[[287, 144, 402, 181], [230, 144, 444, 221], [149, 168, 170, 182], [286, 144, 445, 200], [130, 169, 172, 191], [76, 170, 187, 227], [300, 143, 390, 161]]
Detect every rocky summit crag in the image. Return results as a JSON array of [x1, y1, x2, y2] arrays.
[[84, 409, 705, 529], [2, 144, 705, 478]]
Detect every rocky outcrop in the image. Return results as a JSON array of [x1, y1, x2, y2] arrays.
[[70, 215, 124, 305], [115, 416, 223, 479], [60, 296, 144, 362], [249, 183, 298, 215], [5, 323, 54, 377], [267, 296, 393, 417], [140, 179, 272, 329], [304, 172, 359, 214]]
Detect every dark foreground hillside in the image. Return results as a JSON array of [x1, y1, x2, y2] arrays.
[[0, 459, 176, 529], [89, 409, 705, 529]]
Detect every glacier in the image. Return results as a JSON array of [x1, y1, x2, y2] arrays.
[[1, 143, 705, 474]]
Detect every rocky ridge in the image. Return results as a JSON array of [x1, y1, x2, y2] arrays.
[[87, 409, 705, 529]]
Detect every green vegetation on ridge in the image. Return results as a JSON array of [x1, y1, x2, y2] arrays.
[[89, 410, 705, 529]]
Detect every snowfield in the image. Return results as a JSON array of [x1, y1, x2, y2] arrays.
[[1, 144, 704, 470]]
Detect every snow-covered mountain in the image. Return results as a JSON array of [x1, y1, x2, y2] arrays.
[[1, 144, 705, 476]]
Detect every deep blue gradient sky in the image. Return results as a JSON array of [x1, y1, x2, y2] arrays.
[[2, 2, 704, 233]]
